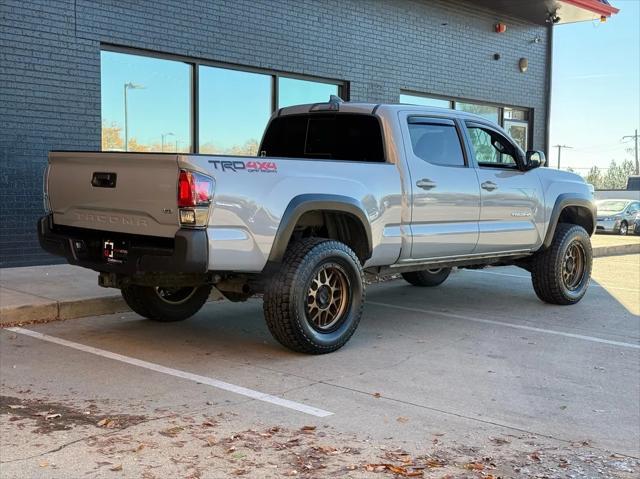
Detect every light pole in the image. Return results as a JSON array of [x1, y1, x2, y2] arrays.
[[123, 82, 144, 151], [161, 132, 174, 152]]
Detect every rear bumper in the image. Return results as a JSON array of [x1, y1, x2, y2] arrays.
[[37, 215, 208, 275]]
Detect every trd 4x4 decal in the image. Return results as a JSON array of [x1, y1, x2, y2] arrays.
[[208, 160, 277, 173]]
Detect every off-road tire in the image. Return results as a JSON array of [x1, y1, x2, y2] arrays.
[[402, 268, 451, 287], [263, 238, 365, 354], [618, 221, 628, 236], [531, 223, 592, 305], [121, 284, 212, 322]]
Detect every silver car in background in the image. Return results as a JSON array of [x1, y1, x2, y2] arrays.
[[596, 199, 640, 235]]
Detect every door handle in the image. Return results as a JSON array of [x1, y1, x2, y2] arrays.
[[481, 181, 498, 192], [416, 178, 437, 190]]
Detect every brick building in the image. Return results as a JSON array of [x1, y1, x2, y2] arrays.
[[0, 0, 618, 266]]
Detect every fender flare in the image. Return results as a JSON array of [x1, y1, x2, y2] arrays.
[[267, 194, 372, 263], [542, 193, 596, 249]]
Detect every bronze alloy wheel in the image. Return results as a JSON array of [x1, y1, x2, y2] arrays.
[[154, 286, 197, 305], [306, 263, 350, 332], [562, 241, 586, 291]]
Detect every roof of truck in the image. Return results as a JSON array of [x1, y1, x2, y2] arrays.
[[277, 101, 503, 126]]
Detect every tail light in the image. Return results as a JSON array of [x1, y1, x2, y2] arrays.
[[178, 169, 214, 228]]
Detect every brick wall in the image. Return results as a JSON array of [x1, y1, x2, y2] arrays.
[[0, 0, 549, 267]]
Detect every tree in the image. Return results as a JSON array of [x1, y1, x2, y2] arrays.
[[601, 159, 636, 190], [101, 121, 124, 151], [585, 166, 603, 189]]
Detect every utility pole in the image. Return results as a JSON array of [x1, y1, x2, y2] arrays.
[[553, 144, 572, 169], [622, 129, 639, 175]]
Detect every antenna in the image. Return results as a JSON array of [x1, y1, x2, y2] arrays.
[[329, 94, 344, 104]]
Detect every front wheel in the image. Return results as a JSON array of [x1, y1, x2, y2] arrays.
[[531, 223, 592, 305], [402, 268, 451, 287], [121, 284, 212, 322], [263, 238, 365, 354], [618, 221, 628, 236]]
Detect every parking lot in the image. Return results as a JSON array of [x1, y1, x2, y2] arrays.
[[1, 254, 639, 478]]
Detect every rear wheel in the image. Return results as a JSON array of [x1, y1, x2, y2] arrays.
[[531, 223, 592, 305], [121, 284, 211, 322], [263, 238, 365, 354], [402, 267, 451, 287]]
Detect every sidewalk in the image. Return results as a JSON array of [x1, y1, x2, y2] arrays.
[[1, 234, 638, 326]]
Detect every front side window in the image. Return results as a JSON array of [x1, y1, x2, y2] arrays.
[[407, 120, 465, 167], [466, 124, 518, 167], [278, 77, 339, 108], [101, 51, 192, 152], [199, 66, 271, 156]]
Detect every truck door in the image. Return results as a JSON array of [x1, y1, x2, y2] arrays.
[[401, 114, 481, 259], [463, 121, 544, 254]]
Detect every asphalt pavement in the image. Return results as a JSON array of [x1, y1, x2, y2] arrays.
[[1, 254, 638, 478]]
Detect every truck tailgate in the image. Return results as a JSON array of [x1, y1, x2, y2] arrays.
[[47, 152, 180, 237]]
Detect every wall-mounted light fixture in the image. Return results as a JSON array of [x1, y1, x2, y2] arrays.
[[495, 22, 507, 33], [493, 53, 501, 61], [519, 58, 529, 73]]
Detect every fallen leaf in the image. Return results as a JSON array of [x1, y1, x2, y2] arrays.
[[463, 462, 484, 471], [396, 416, 409, 423], [529, 452, 541, 462], [39, 460, 49, 468], [110, 464, 123, 471], [373, 392, 381, 398], [232, 469, 248, 476], [45, 413, 61, 420], [8, 405, 26, 409], [301, 425, 316, 432], [159, 426, 183, 437]]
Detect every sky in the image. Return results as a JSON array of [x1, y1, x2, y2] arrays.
[[549, 0, 640, 172]]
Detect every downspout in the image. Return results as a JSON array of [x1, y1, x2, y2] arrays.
[[544, 22, 554, 158]]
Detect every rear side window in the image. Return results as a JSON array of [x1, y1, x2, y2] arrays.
[[407, 119, 465, 167], [260, 114, 385, 162]]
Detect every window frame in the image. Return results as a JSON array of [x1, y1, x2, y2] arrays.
[[407, 116, 469, 168], [100, 44, 348, 154], [463, 120, 525, 170]]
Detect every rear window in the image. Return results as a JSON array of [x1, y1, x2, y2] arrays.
[[260, 113, 385, 162]]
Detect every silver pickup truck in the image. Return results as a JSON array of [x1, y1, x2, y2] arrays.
[[39, 98, 596, 354]]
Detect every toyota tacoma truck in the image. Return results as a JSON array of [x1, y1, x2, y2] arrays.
[[39, 98, 596, 354]]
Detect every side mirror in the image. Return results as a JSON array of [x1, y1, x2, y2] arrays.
[[524, 150, 546, 170]]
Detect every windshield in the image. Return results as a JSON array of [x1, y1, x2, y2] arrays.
[[596, 200, 628, 214]]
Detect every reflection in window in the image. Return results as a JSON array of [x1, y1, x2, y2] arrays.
[[100, 51, 191, 152], [199, 67, 271, 156], [278, 77, 339, 108], [455, 102, 500, 123], [466, 125, 516, 166], [399, 94, 450, 108]]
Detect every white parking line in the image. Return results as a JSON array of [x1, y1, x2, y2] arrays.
[[7, 327, 333, 418], [368, 302, 640, 350], [465, 269, 640, 293]]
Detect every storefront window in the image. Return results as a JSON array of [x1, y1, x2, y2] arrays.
[[278, 77, 339, 108], [455, 102, 500, 123], [101, 51, 192, 152], [199, 67, 271, 155], [399, 94, 450, 108]]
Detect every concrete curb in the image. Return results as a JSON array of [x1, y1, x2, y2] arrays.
[[0, 295, 129, 327], [593, 242, 640, 258], [1, 243, 637, 327]]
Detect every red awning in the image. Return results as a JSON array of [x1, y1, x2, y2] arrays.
[[557, 0, 619, 24]]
